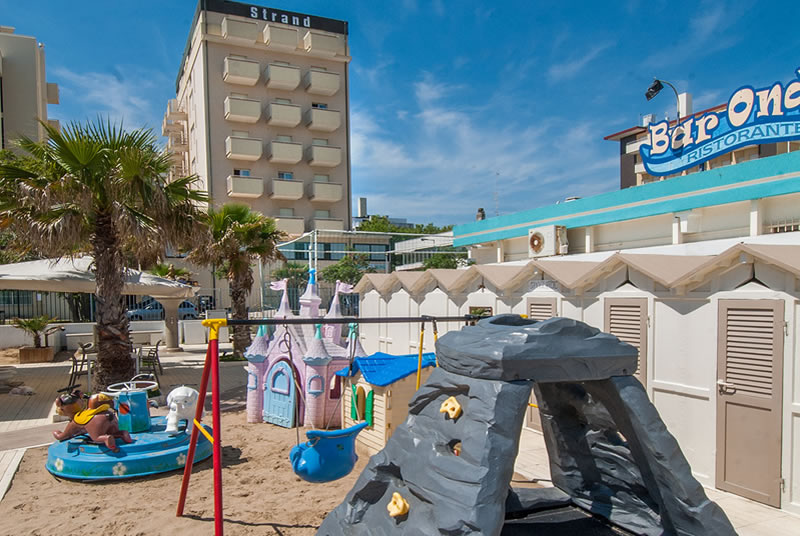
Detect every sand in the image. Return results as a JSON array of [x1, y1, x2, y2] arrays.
[[0, 410, 367, 536]]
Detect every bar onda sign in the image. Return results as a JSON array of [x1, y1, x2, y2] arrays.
[[640, 69, 800, 176]]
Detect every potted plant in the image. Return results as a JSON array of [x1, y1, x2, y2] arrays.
[[13, 315, 60, 363]]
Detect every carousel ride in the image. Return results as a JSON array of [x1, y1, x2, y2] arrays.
[[46, 377, 213, 480]]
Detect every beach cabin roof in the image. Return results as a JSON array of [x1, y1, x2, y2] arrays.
[[335, 352, 436, 387]]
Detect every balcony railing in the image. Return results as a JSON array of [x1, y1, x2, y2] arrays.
[[221, 17, 259, 42], [305, 108, 341, 132], [223, 57, 260, 86], [303, 31, 346, 57], [225, 136, 263, 161], [167, 134, 188, 153], [304, 70, 340, 96], [270, 179, 304, 200], [162, 115, 183, 136], [265, 64, 301, 91], [268, 141, 303, 164], [224, 96, 261, 123], [313, 218, 344, 231], [166, 99, 187, 121], [309, 182, 343, 203], [275, 217, 306, 236], [227, 175, 264, 198], [267, 102, 301, 127], [263, 25, 298, 50], [306, 145, 342, 168]]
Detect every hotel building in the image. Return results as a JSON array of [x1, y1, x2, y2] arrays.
[[0, 26, 59, 150], [164, 0, 351, 236]]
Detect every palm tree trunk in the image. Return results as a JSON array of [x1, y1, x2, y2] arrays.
[[93, 212, 133, 389], [230, 265, 252, 357]]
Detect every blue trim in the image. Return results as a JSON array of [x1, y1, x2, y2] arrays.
[[454, 151, 800, 247]]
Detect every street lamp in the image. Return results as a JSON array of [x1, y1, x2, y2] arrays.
[[645, 78, 681, 124]]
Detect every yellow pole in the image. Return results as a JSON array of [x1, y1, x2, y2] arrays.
[[432, 319, 439, 367], [201, 318, 227, 341], [416, 323, 425, 390]]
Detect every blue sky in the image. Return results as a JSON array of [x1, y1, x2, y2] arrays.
[[3, 0, 799, 226]]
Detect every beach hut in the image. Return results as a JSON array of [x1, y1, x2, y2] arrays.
[[336, 352, 436, 455]]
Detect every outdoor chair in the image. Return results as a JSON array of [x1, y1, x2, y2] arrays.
[[68, 342, 94, 389], [140, 340, 163, 383]]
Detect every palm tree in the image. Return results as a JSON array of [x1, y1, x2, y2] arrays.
[[188, 203, 285, 357], [0, 120, 207, 388]]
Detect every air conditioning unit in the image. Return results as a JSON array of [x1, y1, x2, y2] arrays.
[[528, 225, 568, 258]]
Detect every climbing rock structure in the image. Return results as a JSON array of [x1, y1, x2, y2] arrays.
[[318, 315, 736, 535]]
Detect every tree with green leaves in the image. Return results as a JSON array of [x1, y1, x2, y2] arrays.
[[422, 252, 470, 270], [188, 203, 285, 357], [149, 262, 191, 282], [356, 214, 452, 235], [0, 120, 207, 388], [319, 252, 374, 285], [12, 315, 58, 348], [272, 261, 309, 287]]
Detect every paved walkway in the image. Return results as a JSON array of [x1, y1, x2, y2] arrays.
[[0, 343, 244, 501], [515, 428, 800, 535]]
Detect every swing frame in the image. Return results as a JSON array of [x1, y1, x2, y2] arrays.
[[175, 314, 477, 536]]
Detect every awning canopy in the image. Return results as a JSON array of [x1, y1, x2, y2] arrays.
[[0, 256, 196, 298]]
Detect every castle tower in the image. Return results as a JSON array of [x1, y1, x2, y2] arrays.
[[299, 268, 322, 318], [302, 325, 332, 428]]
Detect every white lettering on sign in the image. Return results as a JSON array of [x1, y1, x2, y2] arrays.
[[250, 6, 311, 28]]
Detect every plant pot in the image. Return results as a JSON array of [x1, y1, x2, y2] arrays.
[[18, 346, 55, 364]]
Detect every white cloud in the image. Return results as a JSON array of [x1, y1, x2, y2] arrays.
[[52, 65, 168, 131], [351, 73, 619, 225], [547, 42, 613, 83]]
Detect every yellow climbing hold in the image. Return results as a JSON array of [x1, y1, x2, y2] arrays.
[[387, 492, 409, 518], [440, 396, 462, 420]]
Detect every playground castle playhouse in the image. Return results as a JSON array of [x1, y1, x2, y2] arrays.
[[244, 274, 368, 429]]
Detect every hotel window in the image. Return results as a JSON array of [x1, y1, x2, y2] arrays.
[[312, 138, 328, 146], [279, 208, 295, 217], [354, 243, 389, 261], [274, 97, 291, 104], [311, 102, 328, 109], [233, 169, 251, 176], [275, 135, 292, 142], [277, 171, 293, 180], [313, 174, 329, 183], [314, 209, 330, 219]]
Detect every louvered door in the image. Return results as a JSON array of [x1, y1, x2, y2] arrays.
[[716, 300, 783, 507], [604, 298, 648, 386], [526, 298, 557, 431]]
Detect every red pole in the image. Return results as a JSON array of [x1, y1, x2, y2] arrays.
[[176, 343, 212, 516], [210, 334, 223, 536]]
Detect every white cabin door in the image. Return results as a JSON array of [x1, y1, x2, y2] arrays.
[[605, 298, 648, 387], [716, 300, 783, 507]]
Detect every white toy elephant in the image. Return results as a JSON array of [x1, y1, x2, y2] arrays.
[[165, 386, 201, 434]]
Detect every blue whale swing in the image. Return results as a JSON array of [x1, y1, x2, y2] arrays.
[[286, 323, 368, 483]]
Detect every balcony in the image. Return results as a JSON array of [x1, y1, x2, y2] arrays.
[[47, 119, 61, 132], [313, 218, 344, 231], [267, 102, 301, 127], [265, 63, 300, 91], [46, 83, 59, 105], [225, 136, 262, 161], [309, 182, 343, 203], [270, 179, 304, 200], [223, 57, 260, 86], [304, 69, 340, 96], [305, 108, 341, 132], [221, 17, 259, 43], [303, 31, 346, 57], [306, 145, 342, 168], [227, 175, 264, 198], [167, 134, 188, 153], [166, 99, 187, 121], [162, 115, 183, 135], [263, 25, 298, 50], [224, 96, 261, 123], [268, 141, 302, 164], [275, 217, 306, 236]]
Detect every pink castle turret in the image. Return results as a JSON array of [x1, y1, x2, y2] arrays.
[[299, 268, 322, 317], [323, 280, 354, 343]]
